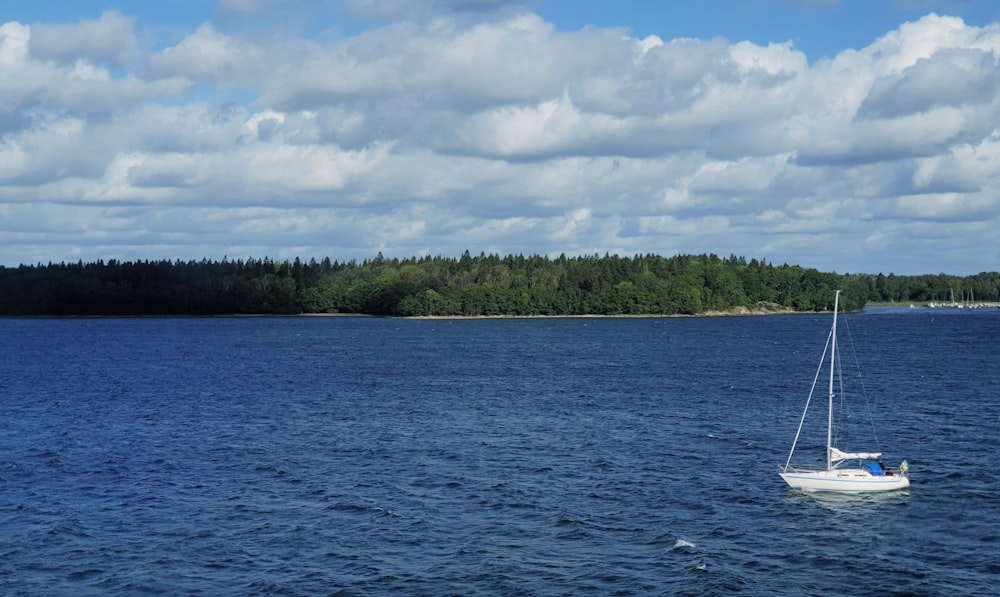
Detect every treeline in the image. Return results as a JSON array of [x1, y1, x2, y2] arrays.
[[0, 252, 997, 317]]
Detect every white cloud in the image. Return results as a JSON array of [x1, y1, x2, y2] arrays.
[[28, 10, 140, 67], [1, 10, 999, 274], [0, 22, 30, 66], [145, 23, 266, 83], [913, 131, 1000, 193]]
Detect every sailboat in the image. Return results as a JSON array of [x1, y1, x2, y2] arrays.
[[779, 290, 910, 492]]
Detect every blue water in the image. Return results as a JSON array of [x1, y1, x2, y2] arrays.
[[1, 308, 998, 595]]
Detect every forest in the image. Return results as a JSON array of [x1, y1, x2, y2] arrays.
[[0, 252, 997, 317]]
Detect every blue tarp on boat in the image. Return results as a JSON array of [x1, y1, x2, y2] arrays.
[[865, 463, 885, 476]]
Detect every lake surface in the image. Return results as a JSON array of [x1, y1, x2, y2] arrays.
[[1, 307, 998, 595]]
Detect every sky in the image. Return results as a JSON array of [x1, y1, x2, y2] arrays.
[[2, 1, 1000, 275]]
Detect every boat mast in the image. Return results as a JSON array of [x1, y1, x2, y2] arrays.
[[827, 290, 840, 471]]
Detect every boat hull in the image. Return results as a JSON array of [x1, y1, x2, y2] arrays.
[[780, 468, 910, 493]]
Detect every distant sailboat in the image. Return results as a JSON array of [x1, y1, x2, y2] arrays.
[[779, 291, 910, 493]]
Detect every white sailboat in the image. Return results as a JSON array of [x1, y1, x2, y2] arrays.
[[779, 290, 910, 493]]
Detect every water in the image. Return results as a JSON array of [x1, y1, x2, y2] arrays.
[[1, 308, 998, 595]]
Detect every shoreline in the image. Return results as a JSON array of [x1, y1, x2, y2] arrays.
[[1, 305, 809, 319], [398, 306, 798, 320]]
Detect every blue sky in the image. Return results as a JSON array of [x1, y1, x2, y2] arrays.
[[2, 0, 1000, 274]]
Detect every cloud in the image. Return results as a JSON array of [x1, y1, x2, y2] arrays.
[[913, 131, 1000, 193], [860, 48, 1000, 118], [1, 9, 999, 274], [0, 20, 189, 130], [28, 10, 140, 67], [145, 23, 267, 83]]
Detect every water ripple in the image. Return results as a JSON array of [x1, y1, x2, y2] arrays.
[[1, 312, 998, 595]]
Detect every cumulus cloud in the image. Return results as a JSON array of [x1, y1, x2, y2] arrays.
[[1, 8, 999, 274], [28, 10, 140, 67]]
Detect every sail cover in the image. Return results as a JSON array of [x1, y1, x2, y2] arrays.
[[829, 447, 881, 461]]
